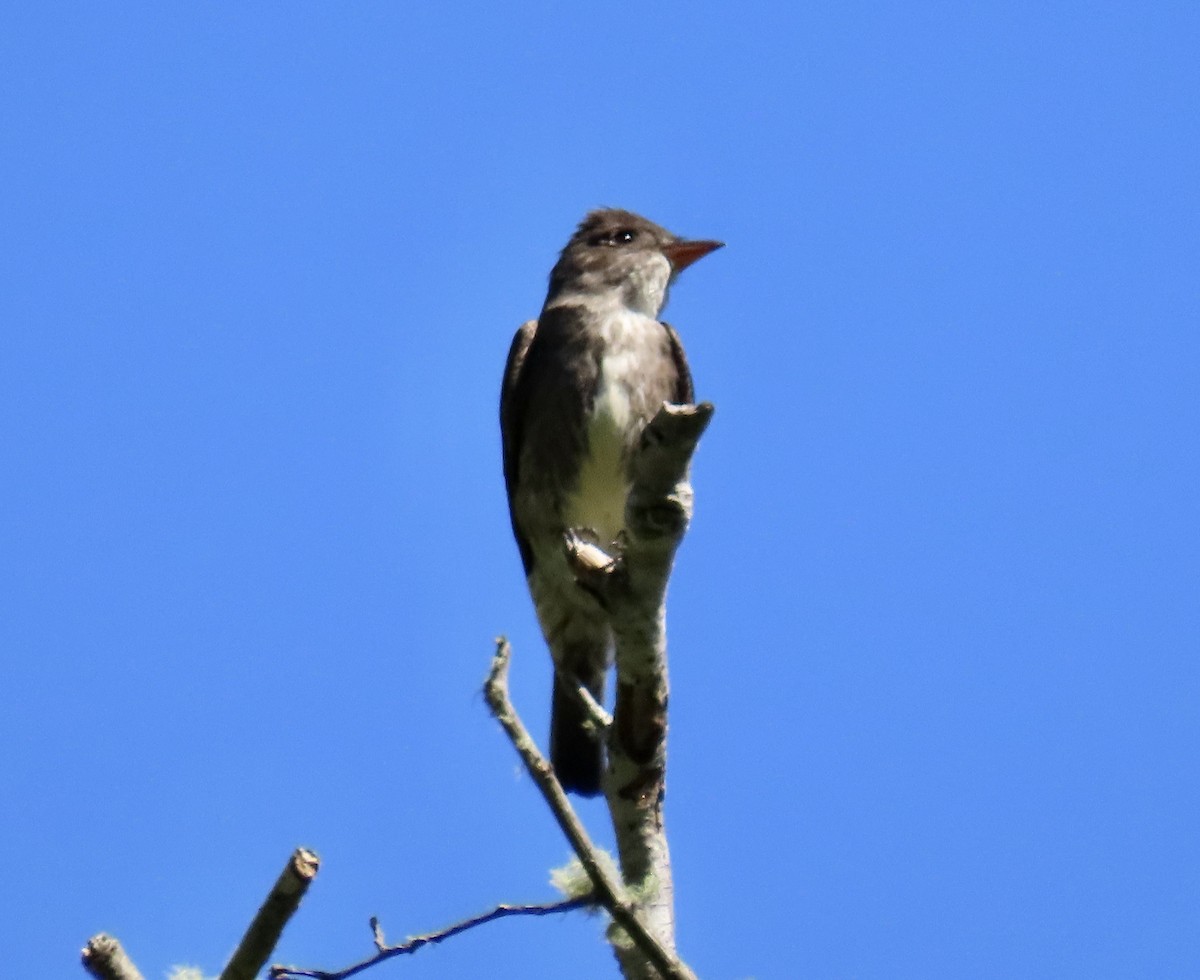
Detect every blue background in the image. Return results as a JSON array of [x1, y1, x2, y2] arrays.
[[3, 3, 1197, 977]]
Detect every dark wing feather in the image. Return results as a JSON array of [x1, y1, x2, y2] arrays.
[[500, 319, 538, 573], [662, 321, 695, 404]]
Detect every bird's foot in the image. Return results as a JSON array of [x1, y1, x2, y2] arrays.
[[563, 528, 622, 608], [563, 527, 617, 573]]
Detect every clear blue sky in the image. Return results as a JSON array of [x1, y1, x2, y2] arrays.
[[3, 3, 1197, 978]]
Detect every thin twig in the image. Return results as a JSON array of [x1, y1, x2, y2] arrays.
[[269, 899, 589, 980], [484, 638, 696, 980], [573, 677, 613, 731]]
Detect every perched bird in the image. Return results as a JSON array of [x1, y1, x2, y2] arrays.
[[500, 208, 723, 795]]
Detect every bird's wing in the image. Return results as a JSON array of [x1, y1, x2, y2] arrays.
[[500, 318, 538, 573], [662, 321, 695, 404]]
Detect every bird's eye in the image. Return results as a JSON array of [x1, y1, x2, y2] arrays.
[[590, 229, 638, 247]]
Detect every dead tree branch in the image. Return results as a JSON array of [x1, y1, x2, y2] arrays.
[[269, 898, 588, 979], [486, 638, 698, 980], [222, 848, 320, 980], [564, 400, 713, 978], [81, 848, 318, 980], [81, 934, 144, 980]]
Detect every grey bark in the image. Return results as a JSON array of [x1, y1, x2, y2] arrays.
[[567, 400, 713, 978]]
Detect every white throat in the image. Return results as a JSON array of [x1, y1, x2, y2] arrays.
[[547, 252, 672, 319]]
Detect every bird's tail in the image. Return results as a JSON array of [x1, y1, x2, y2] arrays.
[[550, 648, 607, 797]]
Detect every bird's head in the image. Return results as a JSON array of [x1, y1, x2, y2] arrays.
[[546, 208, 723, 317]]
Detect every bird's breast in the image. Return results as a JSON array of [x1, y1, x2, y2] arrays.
[[565, 311, 668, 547]]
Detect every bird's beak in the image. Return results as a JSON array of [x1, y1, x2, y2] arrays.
[[663, 239, 724, 272]]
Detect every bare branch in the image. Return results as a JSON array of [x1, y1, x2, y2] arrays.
[[484, 638, 697, 980], [572, 676, 613, 732], [562, 400, 712, 978], [220, 848, 320, 980], [269, 899, 588, 980], [81, 934, 144, 980]]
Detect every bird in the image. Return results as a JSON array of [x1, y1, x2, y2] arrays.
[[500, 208, 723, 795]]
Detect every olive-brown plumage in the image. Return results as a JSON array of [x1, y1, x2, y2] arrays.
[[500, 208, 722, 794]]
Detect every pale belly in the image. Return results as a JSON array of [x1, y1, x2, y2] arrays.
[[564, 340, 658, 548], [565, 392, 632, 547]]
